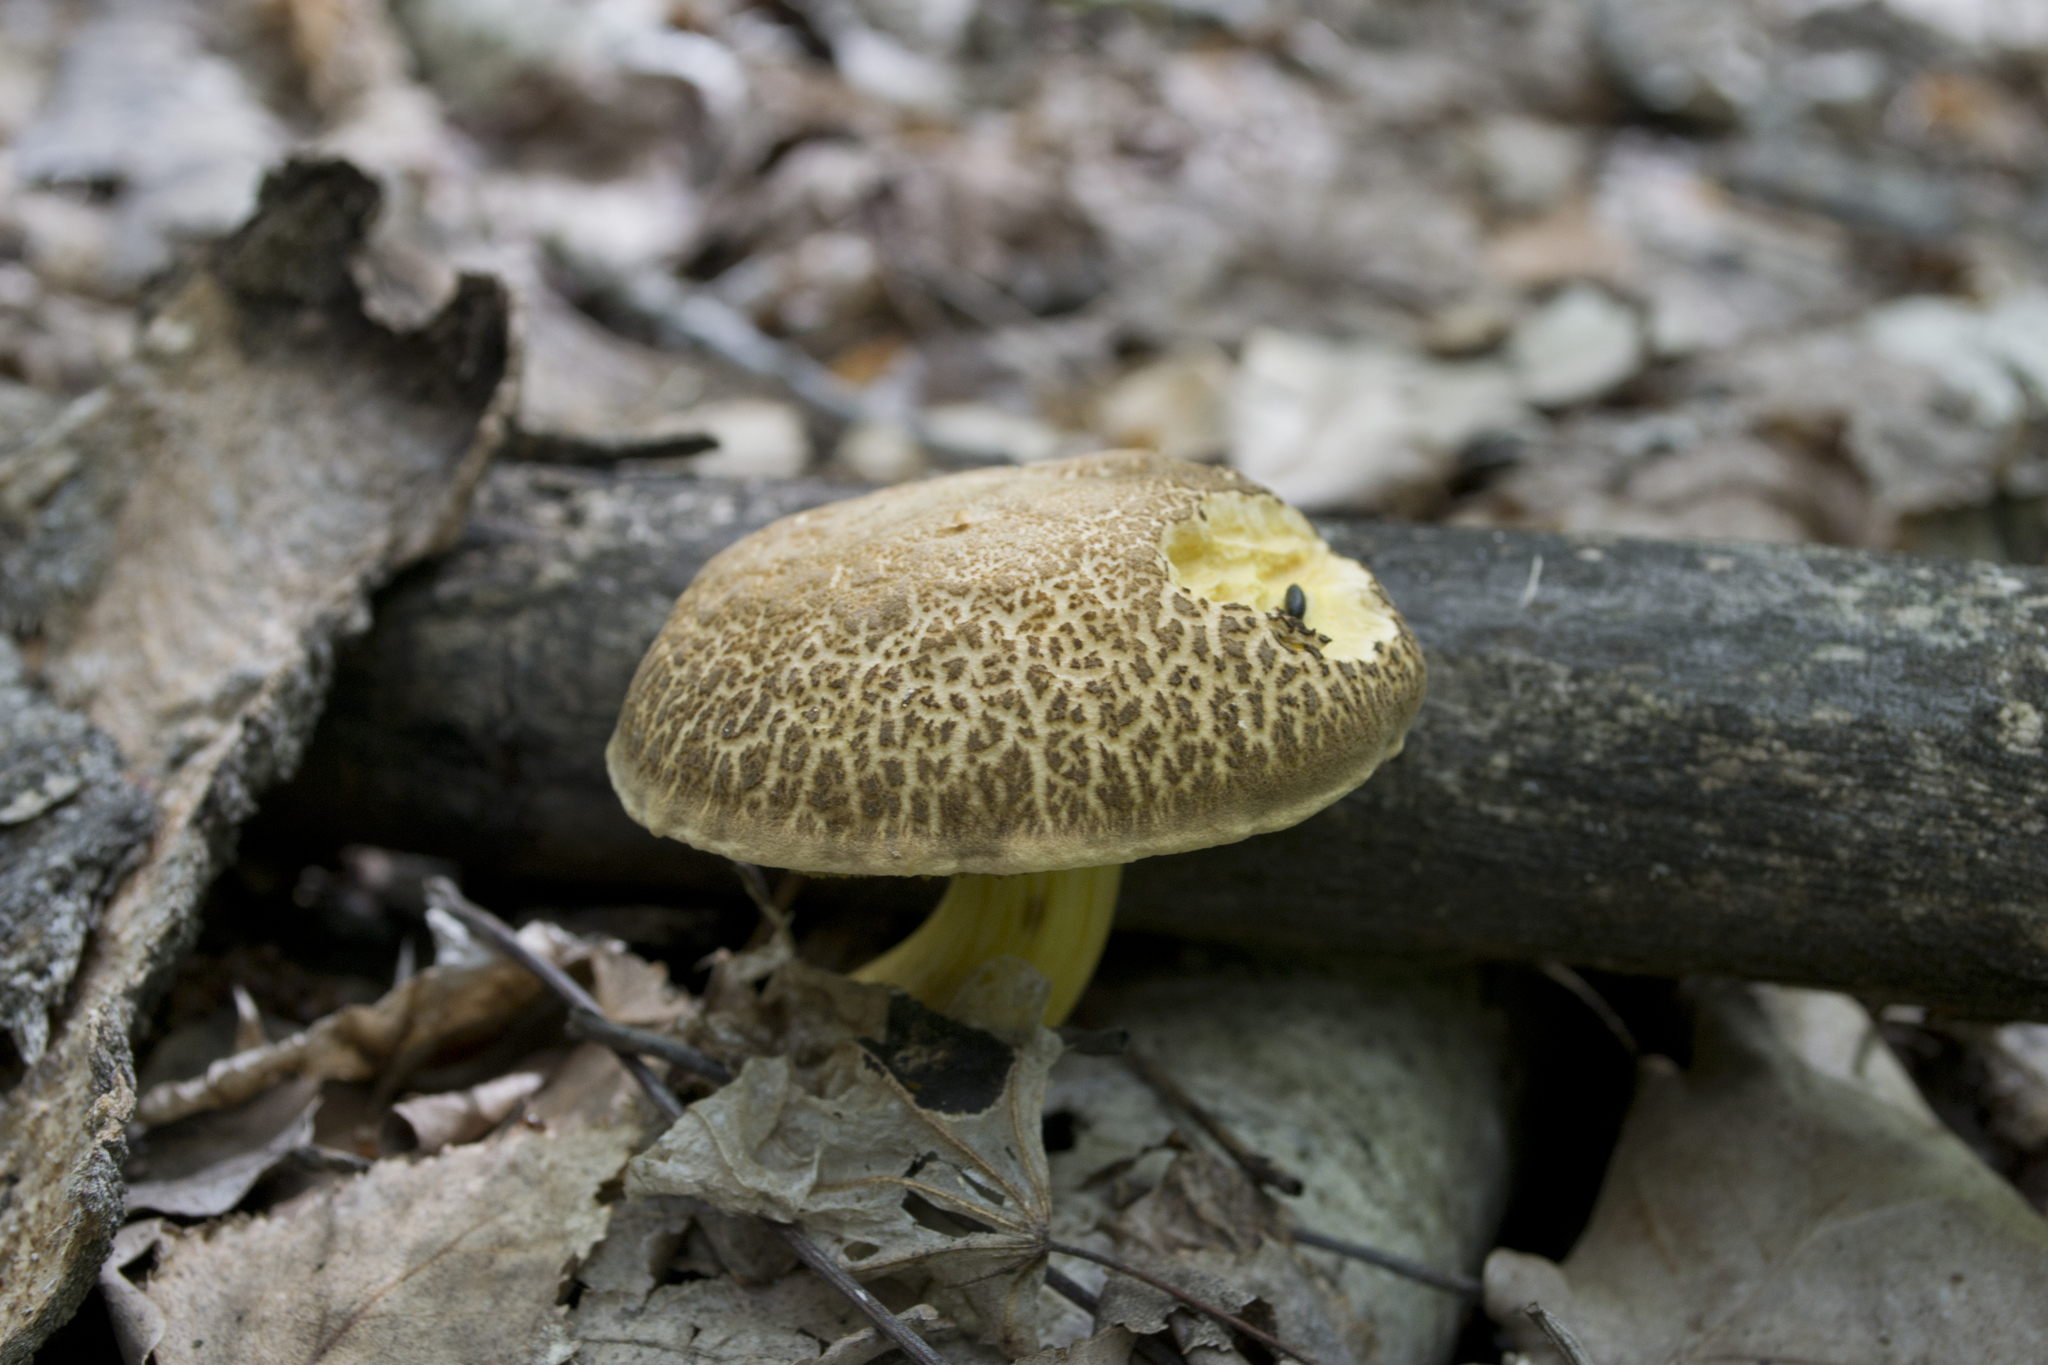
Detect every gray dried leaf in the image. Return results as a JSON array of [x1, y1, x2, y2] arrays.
[[1094, 1145, 1360, 1365], [1013, 1327, 1135, 1365], [1750, 984, 1934, 1123], [1485, 985, 2048, 1364], [575, 1194, 696, 1300], [630, 975, 1063, 1356], [569, 1272, 871, 1365], [99, 1218, 168, 1365], [1049, 972, 1507, 1365], [814, 1303, 954, 1365], [141, 1124, 633, 1365], [124, 1076, 320, 1218]]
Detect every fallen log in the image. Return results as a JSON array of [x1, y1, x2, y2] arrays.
[[277, 464, 2048, 1018]]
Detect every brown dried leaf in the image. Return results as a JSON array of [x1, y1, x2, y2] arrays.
[[133, 921, 587, 1129], [1485, 986, 2048, 1364], [391, 1068, 546, 1154], [99, 1219, 169, 1365], [142, 1124, 633, 1365]]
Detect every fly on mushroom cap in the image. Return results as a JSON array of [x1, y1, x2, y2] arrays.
[[606, 449, 1426, 1023]]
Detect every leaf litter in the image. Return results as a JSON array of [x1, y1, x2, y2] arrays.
[[1484, 984, 2048, 1365], [628, 957, 1064, 1357], [4, 0, 2048, 1358]]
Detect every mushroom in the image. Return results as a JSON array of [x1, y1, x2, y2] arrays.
[[607, 450, 1425, 1024]]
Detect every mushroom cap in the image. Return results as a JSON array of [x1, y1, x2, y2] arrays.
[[607, 450, 1425, 877]]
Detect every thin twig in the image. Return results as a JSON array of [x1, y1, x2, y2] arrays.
[[1048, 1239, 1327, 1365], [423, 878, 955, 1365], [1538, 960, 1640, 1059], [774, 1222, 955, 1365], [425, 878, 686, 1122], [594, 266, 1007, 467], [1125, 1048, 1304, 1196], [1288, 1227, 1481, 1299], [1045, 1267, 1188, 1365], [564, 1007, 731, 1087], [1524, 1301, 1596, 1365]]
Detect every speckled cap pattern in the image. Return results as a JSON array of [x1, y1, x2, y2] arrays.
[[607, 451, 1425, 876]]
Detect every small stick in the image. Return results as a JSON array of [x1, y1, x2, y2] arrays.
[[1124, 1048, 1304, 1196], [423, 879, 955, 1365], [1045, 1267, 1188, 1365], [1288, 1228, 1480, 1299], [427, 878, 685, 1121], [595, 267, 1008, 468], [564, 1007, 731, 1087], [1524, 1301, 1596, 1365], [1048, 1239, 1327, 1365], [1537, 960, 1640, 1059], [775, 1224, 956, 1365]]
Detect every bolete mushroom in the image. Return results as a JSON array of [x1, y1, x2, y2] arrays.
[[607, 450, 1425, 1024]]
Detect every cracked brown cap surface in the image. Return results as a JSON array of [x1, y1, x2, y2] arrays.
[[607, 450, 1425, 876]]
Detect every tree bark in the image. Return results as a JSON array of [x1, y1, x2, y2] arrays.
[[278, 464, 2048, 1018]]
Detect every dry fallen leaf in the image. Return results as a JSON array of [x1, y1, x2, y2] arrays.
[[629, 962, 1064, 1356], [1485, 984, 2048, 1364], [124, 1075, 321, 1218], [570, 1270, 875, 1365], [391, 1067, 547, 1154], [1093, 1145, 1361, 1365], [141, 1123, 634, 1365]]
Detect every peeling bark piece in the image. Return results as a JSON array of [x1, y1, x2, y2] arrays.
[[0, 639, 153, 1066], [0, 159, 513, 1364], [143, 1126, 632, 1365], [283, 468, 2048, 1016]]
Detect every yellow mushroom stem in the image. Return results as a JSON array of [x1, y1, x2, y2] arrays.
[[851, 864, 1123, 1026]]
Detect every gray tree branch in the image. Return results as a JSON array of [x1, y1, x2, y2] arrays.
[[275, 464, 2048, 1018]]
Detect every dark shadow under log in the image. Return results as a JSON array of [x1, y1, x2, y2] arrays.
[[273, 465, 2048, 1017]]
